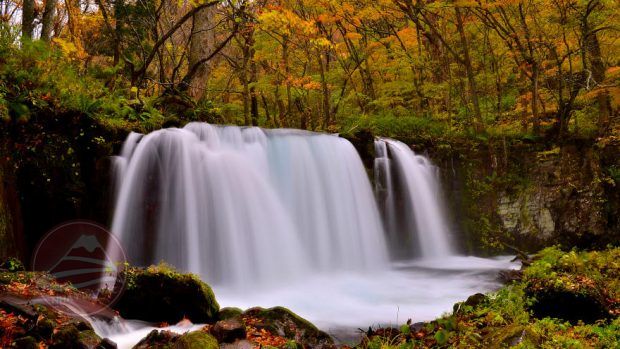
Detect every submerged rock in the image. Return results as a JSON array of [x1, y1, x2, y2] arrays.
[[112, 264, 219, 324]]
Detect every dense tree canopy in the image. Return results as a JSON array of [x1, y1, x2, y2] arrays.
[[1, 0, 618, 138]]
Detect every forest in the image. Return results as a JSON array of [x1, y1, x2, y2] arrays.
[[1, 0, 617, 137], [0, 0, 619, 348]]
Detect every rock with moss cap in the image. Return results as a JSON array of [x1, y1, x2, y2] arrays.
[[218, 307, 243, 320], [132, 330, 218, 349], [242, 306, 333, 348], [112, 263, 219, 324]]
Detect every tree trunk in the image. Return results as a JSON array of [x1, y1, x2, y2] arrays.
[[21, 0, 35, 39], [317, 48, 331, 128], [250, 61, 259, 126], [40, 0, 57, 42], [531, 64, 540, 134], [188, 6, 215, 100], [65, 0, 85, 57], [455, 7, 483, 131]]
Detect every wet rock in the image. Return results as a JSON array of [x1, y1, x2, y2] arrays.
[[13, 336, 38, 349], [173, 331, 218, 349], [498, 269, 523, 283], [218, 307, 243, 320], [35, 317, 55, 339], [243, 306, 333, 348], [132, 330, 218, 349], [113, 264, 219, 324], [46, 323, 103, 349], [96, 338, 118, 349], [79, 330, 103, 348], [212, 318, 246, 343], [453, 293, 486, 314], [133, 329, 180, 349]]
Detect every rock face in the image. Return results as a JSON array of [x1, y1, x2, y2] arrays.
[[494, 146, 607, 248], [431, 140, 620, 253], [112, 264, 220, 324]]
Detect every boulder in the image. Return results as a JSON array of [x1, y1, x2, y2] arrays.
[[96, 338, 118, 349], [50, 324, 102, 349], [212, 318, 246, 343], [218, 307, 243, 320], [173, 331, 218, 349], [132, 330, 180, 349], [13, 336, 38, 349], [132, 330, 218, 349], [242, 306, 333, 348], [112, 264, 219, 323]]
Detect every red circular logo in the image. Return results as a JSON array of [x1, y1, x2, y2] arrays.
[[32, 220, 127, 315]]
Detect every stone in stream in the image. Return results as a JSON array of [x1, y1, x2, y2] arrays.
[[242, 306, 334, 348], [132, 330, 218, 349], [211, 318, 246, 343], [97, 338, 118, 349], [218, 307, 243, 320], [111, 264, 220, 324]]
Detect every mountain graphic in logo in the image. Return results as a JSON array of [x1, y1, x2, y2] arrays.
[[48, 234, 118, 291], [32, 221, 127, 314]]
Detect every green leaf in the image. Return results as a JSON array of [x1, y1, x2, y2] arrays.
[[434, 329, 449, 345]]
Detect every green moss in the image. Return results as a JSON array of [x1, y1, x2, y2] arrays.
[[361, 247, 620, 349], [172, 331, 218, 349], [218, 307, 243, 320], [115, 263, 219, 323]]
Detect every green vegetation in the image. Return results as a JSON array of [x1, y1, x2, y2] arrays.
[[0, 0, 617, 142], [360, 247, 620, 348]]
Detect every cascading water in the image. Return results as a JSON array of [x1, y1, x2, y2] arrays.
[[111, 123, 389, 287], [374, 138, 453, 259], [106, 124, 518, 344]]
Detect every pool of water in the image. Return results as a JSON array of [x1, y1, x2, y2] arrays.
[[96, 255, 519, 348]]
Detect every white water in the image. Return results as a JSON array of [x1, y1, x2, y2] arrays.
[[103, 125, 519, 347], [374, 138, 453, 258], [112, 123, 388, 287], [86, 256, 519, 348]]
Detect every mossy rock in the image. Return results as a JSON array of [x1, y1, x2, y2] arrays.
[[133, 329, 179, 349], [243, 307, 333, 347], [173, 331, 218, 349], [12, 336, 38, 349], [50, 324, 102, 349], [113, 264, 219, 323], [218, 307, 243, 320], [132, 330, 217, 349]]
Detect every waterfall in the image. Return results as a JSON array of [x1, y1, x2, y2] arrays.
[[111, 123, 389, 287], [374, 138, 453, 259]]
